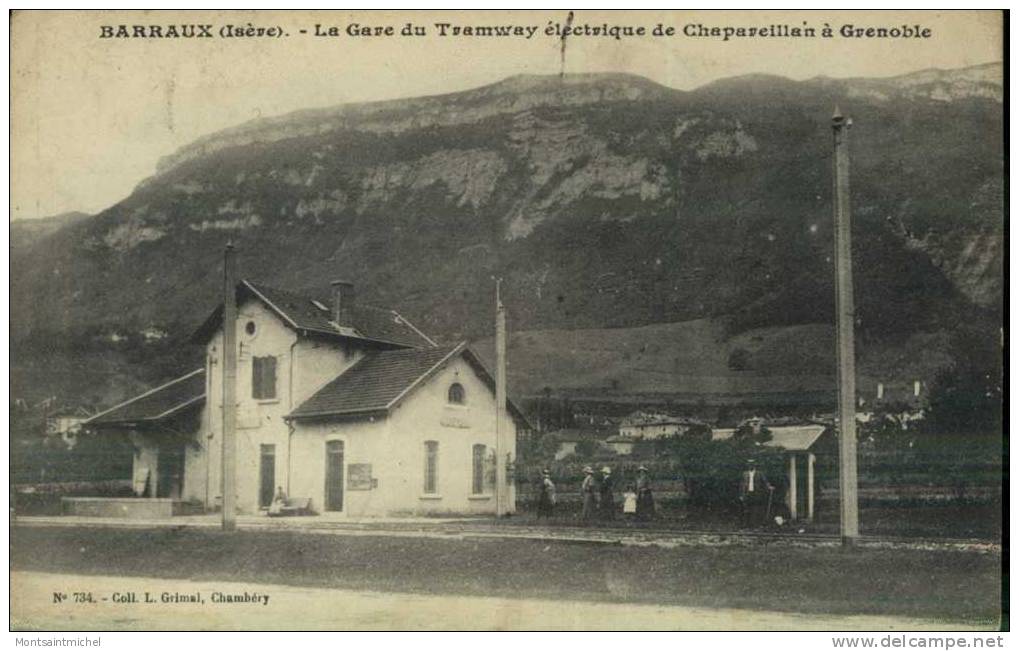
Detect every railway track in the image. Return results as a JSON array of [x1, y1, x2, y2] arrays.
[[13, 515, 1001, 553]]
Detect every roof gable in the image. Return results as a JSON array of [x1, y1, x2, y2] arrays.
[[289, 342, 529, 427], [191, 280, 435, 349]]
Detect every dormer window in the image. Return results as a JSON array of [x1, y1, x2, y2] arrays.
[[447, 383, 465, 405]]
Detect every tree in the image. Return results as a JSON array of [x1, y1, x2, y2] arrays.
[[574, 439, 600, 458], [727, 347, 752, 371], [926, 325, 1002, 435]]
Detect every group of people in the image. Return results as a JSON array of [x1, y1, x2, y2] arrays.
[[535, 459, 776, 527], [536, 465, 655, 522]]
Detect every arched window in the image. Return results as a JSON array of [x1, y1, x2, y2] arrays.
[[447, 382, 465, 405], [423, 441, 439, 494], [471, 444, 486, 495]]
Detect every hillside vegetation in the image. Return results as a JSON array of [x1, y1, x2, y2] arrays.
[[10, 65, 1003, 407]]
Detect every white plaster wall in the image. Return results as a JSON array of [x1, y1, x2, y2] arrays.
[[625, 423, 682, 440], [292, 338, 364, 406], [201, 298, 297, 513], [288, 417, 393, 516], [286, 353, 518, 517], [182, 404, 209, 503], [555, 442, 577, 460], [387, 355, 517, 516], [130, 433, 159, 497], [193, 296, 369, 513]]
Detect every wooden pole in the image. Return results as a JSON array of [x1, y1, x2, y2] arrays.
[[494, 279, 507, 517], [833, 107, 859, 544], [221, 243, 238, 531], [787, 453, 798, 522], [807, 452, 816, 523]]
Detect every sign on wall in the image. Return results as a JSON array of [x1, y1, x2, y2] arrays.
[[347, 463, 373, 490]]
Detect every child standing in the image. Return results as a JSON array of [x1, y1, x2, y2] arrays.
[[622, 484, 637, 521]]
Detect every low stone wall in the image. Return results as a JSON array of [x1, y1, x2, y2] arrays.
[[61, 497, 178, 519]]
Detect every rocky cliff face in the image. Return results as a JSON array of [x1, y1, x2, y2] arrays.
[[11, 65, 1003, 363]]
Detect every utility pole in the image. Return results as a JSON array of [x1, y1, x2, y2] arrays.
[[221, 243, 238, 531], [494, 278, 507, 517], [832, 107, 859, 544]]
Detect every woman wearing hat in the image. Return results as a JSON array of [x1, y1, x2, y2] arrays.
[[537, 469, 556, 519], [581, 466, 597, 522], [598, 466, 616, 521], [635, 466, 655, 522]]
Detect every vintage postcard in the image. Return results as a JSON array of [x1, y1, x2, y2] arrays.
[[9, 9, 1004, 633]]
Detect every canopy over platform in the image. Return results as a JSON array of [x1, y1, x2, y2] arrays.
[[85, 369, 205, 429], [712, 423, 830, 523], [762, 425, 827, 452], [711, 424, 827, 451]]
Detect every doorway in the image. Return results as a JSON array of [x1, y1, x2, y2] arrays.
[[325, 440, 344, 512], [259, 444, 276, 508], [157, 444, 184, 499]]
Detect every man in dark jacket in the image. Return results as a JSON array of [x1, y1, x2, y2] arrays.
[[738, 459, 773, 528], [599, 466, 616, 521]]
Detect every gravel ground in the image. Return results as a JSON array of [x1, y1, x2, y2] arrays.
[[11, 524, 1003, 628]]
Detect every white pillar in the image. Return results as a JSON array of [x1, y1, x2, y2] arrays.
[[807, 453, 816, 523], [787, 453, 798, 522]]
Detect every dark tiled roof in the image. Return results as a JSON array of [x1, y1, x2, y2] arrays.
[[550, 428, 605, 442], [290, 343, 531, 428], [87, 369, 205, 426], [290, 344, 462, 418], [191, 280, 434, 349]]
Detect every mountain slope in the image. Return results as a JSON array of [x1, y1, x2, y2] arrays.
[[11, 211, 91, 251], [10, 64, 1003, 402]]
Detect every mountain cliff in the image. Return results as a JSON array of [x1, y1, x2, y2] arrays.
[[11, 64, 1003, 402]]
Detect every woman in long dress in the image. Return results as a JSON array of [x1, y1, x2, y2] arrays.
[[537, 469, 556, 519], [635, 466, 655, 521], [581, 466, 597, 522]]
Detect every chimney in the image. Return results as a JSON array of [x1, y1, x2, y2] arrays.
[[331, 280, 355, 326], [877, 382, 884, 399]]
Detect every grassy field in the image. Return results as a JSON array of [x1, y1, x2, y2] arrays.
[[473, 318, 954, 399], [11, 525, 1002, 626]]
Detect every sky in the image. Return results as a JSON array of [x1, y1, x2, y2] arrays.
[[10, 9, 1002, 221]]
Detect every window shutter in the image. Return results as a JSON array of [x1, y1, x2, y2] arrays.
[[252, 356, 277, 400], [252, 357, 263, 399], [263, 356, 276, 399]]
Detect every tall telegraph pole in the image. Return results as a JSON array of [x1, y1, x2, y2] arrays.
[[221, 243, 238, 531], [494, 279, 507, 517], [832, 107, 859, 544]]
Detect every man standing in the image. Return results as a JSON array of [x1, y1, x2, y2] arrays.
[[581, 466, 597, 523], [738, 459, 773, 528], [599, 466, 616, 521]]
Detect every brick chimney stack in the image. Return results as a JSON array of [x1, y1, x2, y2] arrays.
[[331, 280, 355, 326]]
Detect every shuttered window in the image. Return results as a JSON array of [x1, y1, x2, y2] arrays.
[[471, 444, 486, 494], [252, 356, 277, 400], [424, 441, 439, 494]]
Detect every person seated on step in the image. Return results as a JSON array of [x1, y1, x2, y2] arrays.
[[268, 486, 287, 517]]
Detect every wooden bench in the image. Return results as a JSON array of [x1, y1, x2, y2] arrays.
[[268, 497, 312, 517]]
